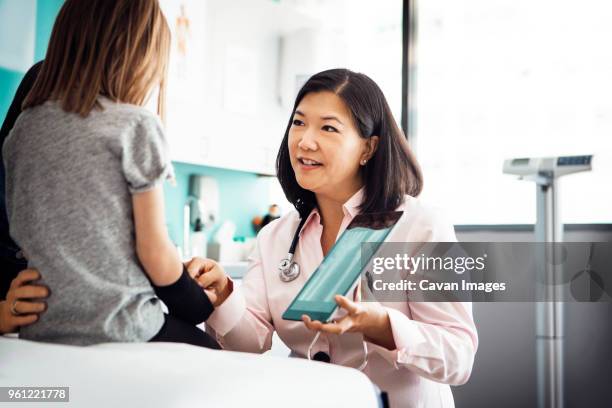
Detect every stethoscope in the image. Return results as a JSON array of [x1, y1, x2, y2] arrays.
[[278, 215, 369, 370], [278, 216, 308, 282]]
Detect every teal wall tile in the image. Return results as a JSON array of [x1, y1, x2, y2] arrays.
[[0, 67, 25, 123], [34, 0, 64, 61]]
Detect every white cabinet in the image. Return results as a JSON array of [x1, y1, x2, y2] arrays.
[[159, 0, 321, 175]]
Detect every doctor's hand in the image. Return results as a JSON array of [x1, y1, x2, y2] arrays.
[[0, 269, 49, 334], [302, 295, 396, 351], [186, 257, 233, 307]]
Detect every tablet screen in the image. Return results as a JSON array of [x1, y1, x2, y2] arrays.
[[282, 211, 403, 322]]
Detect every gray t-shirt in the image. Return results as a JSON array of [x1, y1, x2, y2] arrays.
[[3, 98, 172, 345]]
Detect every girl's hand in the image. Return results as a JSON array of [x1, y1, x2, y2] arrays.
[[0, 269, 49, 334], [301, 295, 396, 350], [186, 257, 232, 307]]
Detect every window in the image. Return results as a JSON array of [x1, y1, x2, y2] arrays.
[[414, 0, 612, 224]]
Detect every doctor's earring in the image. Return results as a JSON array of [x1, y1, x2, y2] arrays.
[[360, 159, 367, 166]]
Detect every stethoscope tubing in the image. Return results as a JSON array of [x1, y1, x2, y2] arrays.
[[278, 216, 308, 282]]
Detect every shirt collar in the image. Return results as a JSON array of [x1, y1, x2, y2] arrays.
[[342, 187, 365, 218], [298, 187, 365, 236], [299, 209, 320, 238]]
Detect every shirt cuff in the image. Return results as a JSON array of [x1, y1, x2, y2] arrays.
[[369, 307, 428, 368], [205, 278, 246, 336], [128, 164, 174, 194]]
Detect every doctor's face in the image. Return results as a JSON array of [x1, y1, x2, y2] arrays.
[[288, 91, 370, 200]]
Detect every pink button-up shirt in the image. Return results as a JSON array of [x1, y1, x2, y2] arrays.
[[207, 189, 478, 408]]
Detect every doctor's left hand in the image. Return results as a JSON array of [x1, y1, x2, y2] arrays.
[[302, 295, 396, 351]]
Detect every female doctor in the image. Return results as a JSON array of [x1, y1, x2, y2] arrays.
[[201, 69, 478, 408]]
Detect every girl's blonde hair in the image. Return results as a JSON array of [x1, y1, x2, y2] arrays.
[[23, 0, 170, 120]]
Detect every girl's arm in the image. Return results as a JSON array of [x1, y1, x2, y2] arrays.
[[124, 113, 223, 324], [122, 112, 181, 286], [133, 185, 227, 325], [132, 185, 182, 286]]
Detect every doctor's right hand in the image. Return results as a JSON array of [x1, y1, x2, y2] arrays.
[[186, 258, 233, 307], [0, 269, 49, 334]]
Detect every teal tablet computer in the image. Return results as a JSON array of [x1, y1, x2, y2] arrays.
[[282, 211, 403, 322]]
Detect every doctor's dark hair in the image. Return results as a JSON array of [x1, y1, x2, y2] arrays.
[[276, 68, 423, 218]]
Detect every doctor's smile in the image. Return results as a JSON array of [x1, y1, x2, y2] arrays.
[[1, 0, 609, 407]]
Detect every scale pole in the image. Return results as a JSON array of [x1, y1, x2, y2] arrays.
[[535, 176, 564, 408]]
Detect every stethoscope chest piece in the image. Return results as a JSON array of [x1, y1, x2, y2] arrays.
[[278, 215, 309, 283], [279, 254, 300, 282]]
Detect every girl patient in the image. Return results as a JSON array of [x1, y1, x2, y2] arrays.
[[3, 0, 228, 348]]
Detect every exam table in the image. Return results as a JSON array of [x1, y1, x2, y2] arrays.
[[0, 336, 380, 407]]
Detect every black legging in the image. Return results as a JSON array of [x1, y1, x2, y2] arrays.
[[149, 265, 221, 349], [150, 314, 220, 349]]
